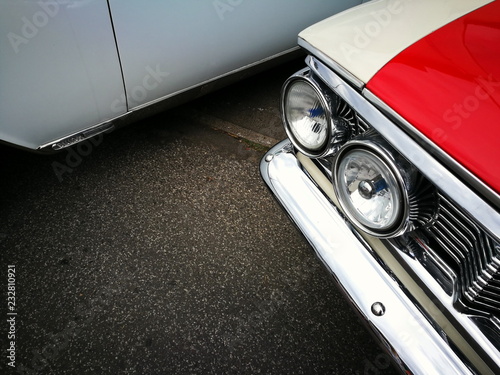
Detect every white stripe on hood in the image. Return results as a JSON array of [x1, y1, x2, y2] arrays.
[[298, 0, 492, 84]]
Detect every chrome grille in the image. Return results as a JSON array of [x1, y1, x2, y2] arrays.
[[353, 115, 370, 136], [425, 193, 500, 313], [325, 97, 500, 314], [334, 97, 370, 140]]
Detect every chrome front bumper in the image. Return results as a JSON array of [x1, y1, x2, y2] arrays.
[[261, 140, 475, 375]]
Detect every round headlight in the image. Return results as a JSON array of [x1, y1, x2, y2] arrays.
[[334, 141, 408, 237], [282, 78, 330, 157]]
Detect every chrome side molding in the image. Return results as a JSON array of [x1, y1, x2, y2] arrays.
[[50, 122, 115, 151]]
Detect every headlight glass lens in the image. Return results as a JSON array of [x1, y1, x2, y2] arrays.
[[336, 149, 402, 233], [284, 80, 329, 153]]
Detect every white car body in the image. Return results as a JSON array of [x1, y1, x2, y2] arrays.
[[0, 0, 365, 151]]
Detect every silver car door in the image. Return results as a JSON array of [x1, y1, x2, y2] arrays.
[[0, 0, 125, 150], [107, 0, 362, 111]]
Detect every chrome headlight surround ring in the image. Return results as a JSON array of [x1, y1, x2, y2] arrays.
[[281, 72, 335, 158], [333, 135, 415, 238]]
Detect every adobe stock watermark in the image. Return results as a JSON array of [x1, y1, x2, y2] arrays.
[[434, 74, 500, 142], [340, 0, 406, 62], [51, 132, 110, 182], [51, 63, 169, 182], [397, 297, 447, 350], [222, 263, 316, 351], [213, 0, 244, 21], [355, 352, 392, 375], [222, 289, 287, 352], [110, 64, 170, 114], [7, 0, 62, 54]]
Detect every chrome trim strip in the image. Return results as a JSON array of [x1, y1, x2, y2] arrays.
[[364, 89, 500, 210], [298, 39, 364, 90], [261, 140, 475, 375], [38, 116, 121, 151], [306, 55, 500, 242], [51, 122, 115, 151]]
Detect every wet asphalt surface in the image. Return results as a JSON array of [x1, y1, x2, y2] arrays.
[[0, 60, 398, 375]]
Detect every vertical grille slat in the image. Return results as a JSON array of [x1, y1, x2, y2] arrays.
[[430, 223, 473, 296], [440, 198, 486, 273], [423, 193, 500, 314], [447, 199, 490, 273]]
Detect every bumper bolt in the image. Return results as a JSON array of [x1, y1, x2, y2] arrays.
[[371, 302, 386, 316]]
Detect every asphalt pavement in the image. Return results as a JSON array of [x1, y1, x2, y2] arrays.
[[0, 59, 398, 375]]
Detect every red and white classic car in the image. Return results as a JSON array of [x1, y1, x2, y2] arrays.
[[261, 0, 500, 374]]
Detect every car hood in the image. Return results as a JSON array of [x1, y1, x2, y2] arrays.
[[299, 0, 500, 195]]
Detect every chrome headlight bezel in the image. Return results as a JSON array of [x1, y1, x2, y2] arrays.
[[333, 135, 415, 238], [281, 73, 334, 158]]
